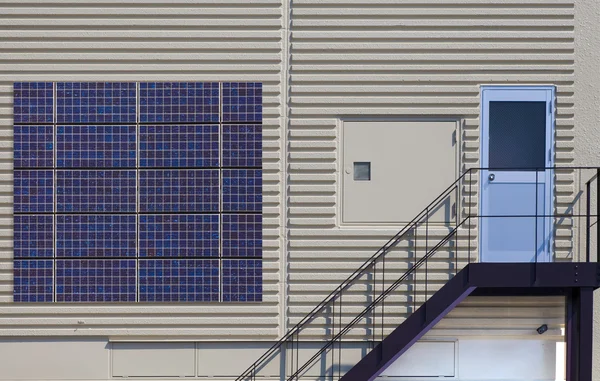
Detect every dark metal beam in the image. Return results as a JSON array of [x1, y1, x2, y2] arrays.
[[566, 287, 594, 381]]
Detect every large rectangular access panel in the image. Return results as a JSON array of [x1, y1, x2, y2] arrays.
[[13, 82, 263, 303]]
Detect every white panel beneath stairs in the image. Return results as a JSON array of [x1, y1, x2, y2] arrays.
[[457, 339, 556, 380], [380, 340, 456, 377]]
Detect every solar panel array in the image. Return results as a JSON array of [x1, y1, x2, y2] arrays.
[[13, 82, 263, 303]]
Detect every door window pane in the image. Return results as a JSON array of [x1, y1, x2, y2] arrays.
[[489, 101, 546, 170]]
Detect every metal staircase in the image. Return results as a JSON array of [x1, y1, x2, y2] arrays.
[[237, 167, 600, 381]]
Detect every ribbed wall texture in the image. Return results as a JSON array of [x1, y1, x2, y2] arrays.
[[0, 0, 578, 340], [287, 0, 574, 339], [0, 0, 284, 339]]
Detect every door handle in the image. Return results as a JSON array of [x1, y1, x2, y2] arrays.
[[488, 173, 495, 181]]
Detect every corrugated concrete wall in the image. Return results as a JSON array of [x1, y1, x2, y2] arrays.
[[0, 0, 581, 343], [0, 0, 284, 340]]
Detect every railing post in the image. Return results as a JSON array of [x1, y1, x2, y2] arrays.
[[597, 168, 599, 263], [586, 179, 591, 263]]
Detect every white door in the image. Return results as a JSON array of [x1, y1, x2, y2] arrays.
[[479, 86, 555, 263]]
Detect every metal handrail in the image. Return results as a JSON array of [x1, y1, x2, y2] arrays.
[[236, 166, 600, 381]]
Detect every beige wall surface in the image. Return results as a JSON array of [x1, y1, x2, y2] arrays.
[[0, 0, 597, 378], [0, 0, 285, 340]]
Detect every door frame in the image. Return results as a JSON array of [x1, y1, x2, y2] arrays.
[[478, 85, 556, 263]]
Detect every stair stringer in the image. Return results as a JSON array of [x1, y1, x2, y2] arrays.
[[340, 265, 476, 381]]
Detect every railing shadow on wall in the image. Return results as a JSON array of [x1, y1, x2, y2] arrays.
[[237, 166, 600, 381]]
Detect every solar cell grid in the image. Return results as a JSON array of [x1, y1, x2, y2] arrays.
[[139, 82, 220, 123], [14, 170, 54, 213], [13, 82, 54, 124], [14, 125, 54, 168], [57, 125, 136, 168], [13, 81, 263, 303], [13, 260, 54, 302], [222, 214, 262, 258], [139, 259, 219, 302], [140, 125, 219, 168], [56, 259, 136, 302], [222, 259, 262, 302], [222, 124, 262, 168], [57, 170, 136, 212], [222, 169, 263, 212], [14, 215, 54, 258], [57, 215, 136, 258], [139, 170, 219, 213], [139, 215, 219, 257], [56, 82, 136, 123], [222, 82, 262, 123]]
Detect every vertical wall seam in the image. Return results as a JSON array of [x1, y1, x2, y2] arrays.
[[279, 0, 292, 338]]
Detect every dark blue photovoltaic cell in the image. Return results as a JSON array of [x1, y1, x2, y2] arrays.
[[13, 82, 54, 124], [56, 259, 136, 302], [222, 169, 262, 212], [57, 125, 136, 168], [222, 82, 262, 123], [222, 259, 262, 302], [57, 170, 136, 212], [222, 214, 262, 258], [140, 125, 219, 168], [139, 170, 219, 213], [14, 260, 53, 302], [14, 170, 54, 213], [56, 82, 136, 123], [139, 259, 219, 302], [139, 215, 219, 257], [57, 215, 136, 258], [139, 82, 219, 123], [14, 125, 54, 168], [14, 215, 53, 258], [222, 124, 262, 168]]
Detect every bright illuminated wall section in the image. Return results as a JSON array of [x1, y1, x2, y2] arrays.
[[12, 82, 263, 303]]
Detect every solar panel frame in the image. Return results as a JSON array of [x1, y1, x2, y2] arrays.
[[55, 259, 136, 302], [56, 170, 136, 213], [14, 215, 54, 258], [13, 81, 263, 303], [57, 125, 136, 168], [56, 215, 136, 258], [14, 170, 54, 213], [14, 125, 54, 168], [56, 82, 137, 124], [138, 259, 219, 302], [13, 260, 54, 302], [139, 125, 219, 168]]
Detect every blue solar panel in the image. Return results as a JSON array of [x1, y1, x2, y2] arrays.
[[14, 125, 54, 168], [222, 214, 262, 258], [139, 82, 219, 123], [57, 215, 136, 258], [222, 259, 262, 302], [14, 170, 54, 213], [56, 259, 136, 302], [57, 125, 136, 168], [222, 124, 262, 168], [139, 170, 219, 213], [139, 215, 219, 257], [14, 215, 53, 258], [56, 82, 136, 123], [13, 82, 54, 124], [140, 125, 219, 168], [222, 169, 262, 212], [14, 260, 54, 302], [57, 170, 136, 212], [222, 82, 262, 123], [13, 81, 264, 303], [139, 259, 219, 302]]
